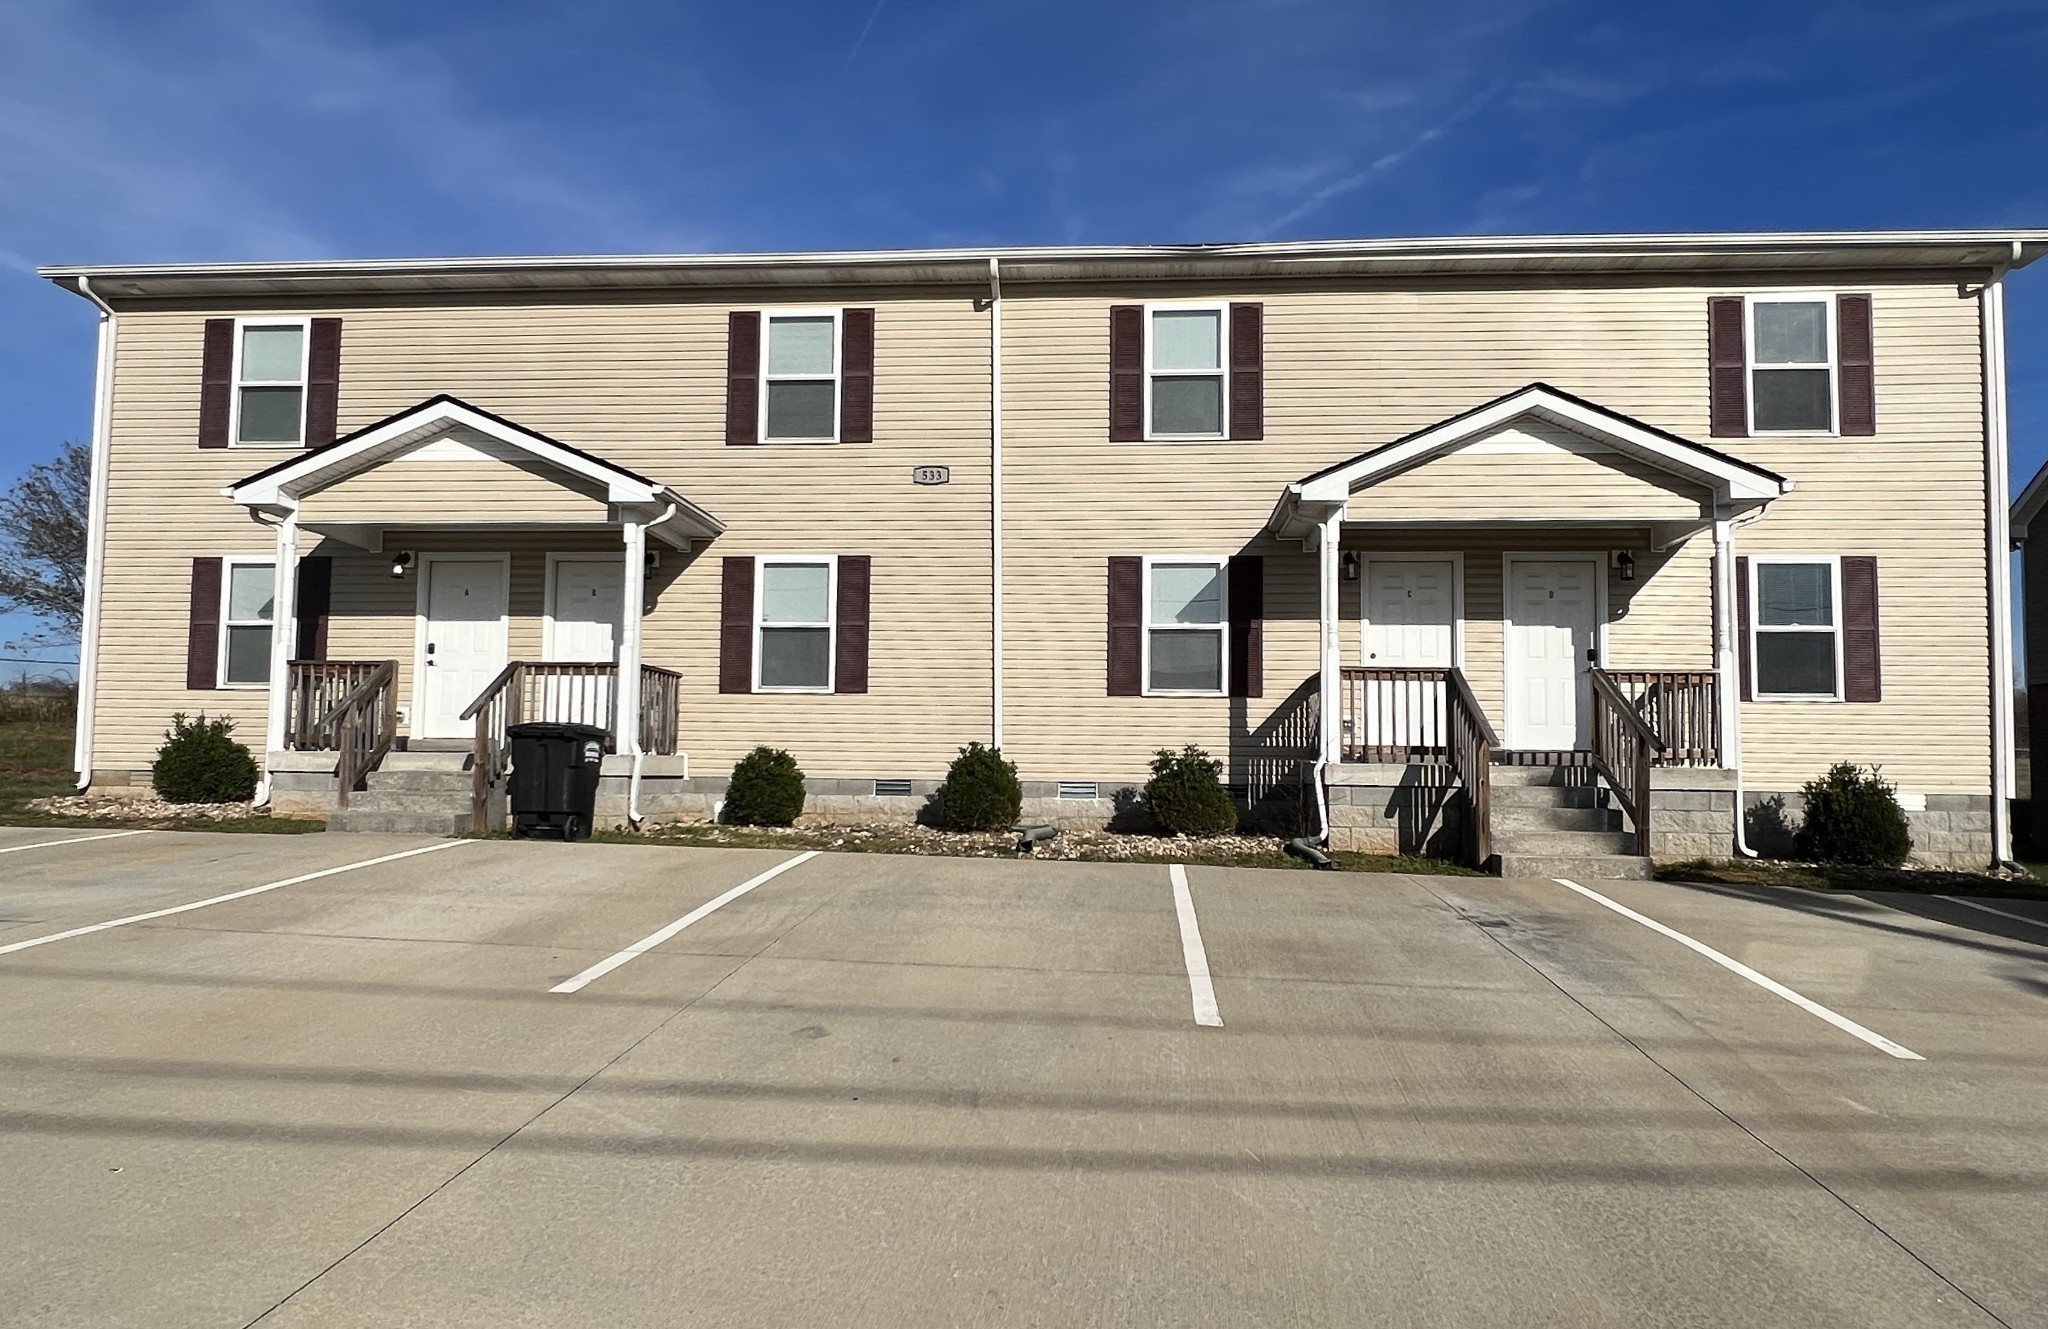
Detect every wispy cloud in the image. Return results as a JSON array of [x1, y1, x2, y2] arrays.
[[845, 0, 889, 68]]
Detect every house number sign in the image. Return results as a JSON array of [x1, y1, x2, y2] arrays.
[[912, 466, 951, 485]]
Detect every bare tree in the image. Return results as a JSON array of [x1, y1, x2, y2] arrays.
[[0, 440, 90, 650]]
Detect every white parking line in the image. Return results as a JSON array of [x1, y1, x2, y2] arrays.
[[0, 829, 152, 856], [0, 840, 471, 958], [1169, 864, 1223, 1028], [1935, 895, 2048, 936], [1553, 877, 1923, 1061], [550, 851, 821, 994]]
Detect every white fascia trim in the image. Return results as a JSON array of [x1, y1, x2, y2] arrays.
[[1297, 387, 1791, 508], [223, 400, 665, 507]]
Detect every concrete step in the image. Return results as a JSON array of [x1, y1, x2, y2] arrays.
[[338, 788, 473, 814], [1492, 830, 1638, 856], [1493, 804, 1620, 833], [1488, 784, 1602, 809], [364, 769, 477, 793], [1496, 853, 1655, 881], [1489, 765, 1590, 787], [327, 808, 472, 836], [378, 750, 473, 773]]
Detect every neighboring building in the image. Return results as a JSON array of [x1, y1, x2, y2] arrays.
[[2012, 460, 2048, 852], [40, 230, 2044, 872]]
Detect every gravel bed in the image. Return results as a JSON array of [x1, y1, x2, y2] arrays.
[[25, 792, 263, 822]]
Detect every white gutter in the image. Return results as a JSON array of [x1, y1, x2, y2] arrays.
[[70, 276, 117, 790], [1985, 247, 2018, 867], [627, 500, 680, 827], [989, 258, 1004, 750]]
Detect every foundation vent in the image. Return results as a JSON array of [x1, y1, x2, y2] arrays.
[[873, 779, 913, 798], [1057, 781, 1099, 800]]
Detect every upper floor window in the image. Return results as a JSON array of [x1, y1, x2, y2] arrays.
[[221, 558, 275, 686], [1147, 305, 1226, 439], [1144, 556, 1227, 695], [1748, 297, 1834, 434], [755, 556, 836, 691], [233, 319, 310, 446], [762, 311, 840, 443], [1751, 557, 1840, 700]]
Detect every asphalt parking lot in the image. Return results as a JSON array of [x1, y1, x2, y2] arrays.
[[2, 826, 2045, 1327]]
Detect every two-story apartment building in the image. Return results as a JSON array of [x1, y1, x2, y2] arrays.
[[40, 230, 2045, 873]]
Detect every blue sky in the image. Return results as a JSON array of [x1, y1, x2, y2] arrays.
[[2, 0, 2045, 676]]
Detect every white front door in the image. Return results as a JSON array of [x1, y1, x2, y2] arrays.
[[545, 558, 625, 729], [418, 557, 509, 739], [1506, 557, 1598, 751], [1361, 558, 1457, 751]]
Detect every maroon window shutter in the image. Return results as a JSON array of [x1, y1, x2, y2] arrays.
[[1108, 306, 1144, 442], [1107, 556, 1142, 695], [1735, 555, 1754, 702], [199, 319, 234, 449], [835, 555, 871, 693], [719, 557, 755, 693], [305, 318, 342, 448], [840, 309, 875, 444], [1227, 555, 1264, 697], [1228, 303, 1264, 441], [1837, 295, 1876, 437], [1842, 556, 1882, 702], [186, 557, 223, 690], [294, 557, 332, 661], [1708, 297, 1747, 438], [725, 312, 761, 446]]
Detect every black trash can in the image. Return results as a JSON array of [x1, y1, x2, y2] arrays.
[[506, 721, 608, 841]]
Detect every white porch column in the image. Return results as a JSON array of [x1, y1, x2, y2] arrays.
[[1318, 513, 1343, 765], [258, 511, 301, 802], [616, 520, 645, 756], [1712, 516, 1740, 770]]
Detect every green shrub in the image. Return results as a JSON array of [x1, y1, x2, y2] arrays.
[[723, 746, 806, 826], [1795, 762, 1912, 867], [151, 713, 258, 804], [938, 742, 1022, 831], [1143, 744, 1238, 837]]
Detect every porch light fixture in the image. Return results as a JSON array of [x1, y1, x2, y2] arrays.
[[389, 550, 414, 579], [1341, 551, 1360, 581], [1616, 550, 1635, 582]]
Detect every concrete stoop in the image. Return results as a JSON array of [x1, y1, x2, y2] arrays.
[[1489, 766, 1653, 880], [327, 750, 478, 836]]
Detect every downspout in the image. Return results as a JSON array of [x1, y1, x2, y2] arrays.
[[71, 276, 117, 790], [1984, 245, 2019, 868], [988, 258, 1004, 751], [1715, 514, 1758, 857], [626, 500, 680, 827]]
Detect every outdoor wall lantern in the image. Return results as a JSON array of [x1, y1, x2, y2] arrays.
[[389, 550, 414, 580], [1341, 551, 1360, 581], [1615, 549, 1636, 582]]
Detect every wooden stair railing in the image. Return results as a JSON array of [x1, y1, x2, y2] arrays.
[[459, 662, 684, 831], [286, 660, 391, 750], [461, 661, 526, 836], [1589, 667, 1665, 855], [1444, 668, 1498, 870], [310, 660, 398, 810], [1339, 664, 1496, 868]]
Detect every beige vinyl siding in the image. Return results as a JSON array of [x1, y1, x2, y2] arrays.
[[300, 456, 608, 525], [1353, 431, 1710, 524], [91, 290, 992, 776], [1000, 276, 1988, 794]]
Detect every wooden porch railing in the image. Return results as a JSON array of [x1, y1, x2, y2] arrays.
[[310, 660, 398, 810], [1340, 665, 1496, 868], [1589, 667, 1661, 856], [286, 660, 390, 750], [1600, 670, 1719, 766], [459, 662, 683, 832]]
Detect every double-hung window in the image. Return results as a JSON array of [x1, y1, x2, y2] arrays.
[[1747, 296, 1834, 434], [1751, 558, 1841, 700], [1144, 557, 1227, 695], [220, 558, 276, 687], [1146, 305, 1226, 439], [755, 556, 835, 691], [761, 311, 840, 443], [232, 319, 310, 446]]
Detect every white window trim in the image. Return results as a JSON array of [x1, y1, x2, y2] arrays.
[[758, 308, 843, 445], [227, 315, 312, 449], [1744, 293, 1838, 437], [1140, 553, 1229, 697], [1142, 302, 1229, 442], [218, 555, 277, 689], [753, 554, 837, 694], [1748, 554, 1845, 703]]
